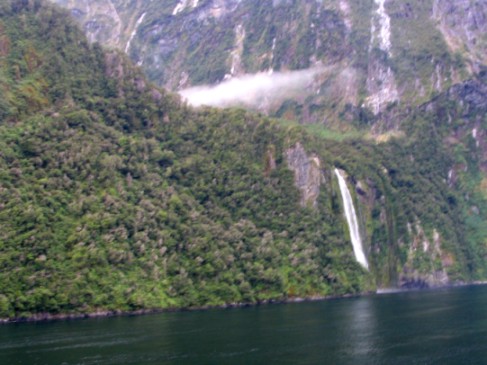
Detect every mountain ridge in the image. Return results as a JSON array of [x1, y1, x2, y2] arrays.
[[51, 0, 486, 128]]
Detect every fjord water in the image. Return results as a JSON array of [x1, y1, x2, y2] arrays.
[[2, 285, 487, 365]]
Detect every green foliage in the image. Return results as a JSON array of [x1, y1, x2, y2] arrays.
[[0, 0, 485, 321], [0, 0, 369, 319], [387, 0, 468, 104]]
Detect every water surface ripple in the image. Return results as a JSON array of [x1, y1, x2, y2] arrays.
[[1, 285, 487, 364]]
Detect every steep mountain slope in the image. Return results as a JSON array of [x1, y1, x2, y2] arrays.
[[0, 0, 485, 320], [410, 70, 487, 278], [51, 0, 486, 128]]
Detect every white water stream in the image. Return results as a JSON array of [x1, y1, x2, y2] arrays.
[[124, 12, 146, 54], [372, 0, 392, 54], [334, 169, 369, 270]]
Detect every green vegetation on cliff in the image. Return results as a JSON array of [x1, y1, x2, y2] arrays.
[[0, 0, 485, 320], [0, 1, 366, 317]]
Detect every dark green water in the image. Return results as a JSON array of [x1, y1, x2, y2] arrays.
[[1, 285, 487, 365]]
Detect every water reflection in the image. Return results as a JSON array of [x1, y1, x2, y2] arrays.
[[346, 298, 378, 358]]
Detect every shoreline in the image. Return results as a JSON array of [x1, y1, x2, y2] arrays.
[[3, 282, 487, 324], [0, 292, 365, 325]]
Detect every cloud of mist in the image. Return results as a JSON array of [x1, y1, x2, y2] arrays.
[[179, 67, 324, 109]]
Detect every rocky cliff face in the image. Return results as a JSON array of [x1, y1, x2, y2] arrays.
[[400, 70, 487, 284], [421, 71, 487, 176], [51, 0, 487, 128], [400, 224, 451, 288], [433, 0, 487, 72], [54, 0, 122, 45], [286, 143, 323, 208]]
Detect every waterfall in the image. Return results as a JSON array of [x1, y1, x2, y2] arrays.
[[125, 13, 146, 54], [334, 169, 369, 270]]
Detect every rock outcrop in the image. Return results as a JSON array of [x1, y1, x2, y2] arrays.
[[422, 73, 487, 174], [433, 0, 487, 71], [400, 224, 451, 288], [286, 143, 323, 208]]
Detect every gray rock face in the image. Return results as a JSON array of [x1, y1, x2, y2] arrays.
[[286, 143, 322, 208], [53, 0, 122, 46], [433, 0, 487, 70], [50, 0, 487, 128], [422, 73, 487, 173], [400, 225, 450, 289]]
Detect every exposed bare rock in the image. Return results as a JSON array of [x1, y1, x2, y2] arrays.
[[50, 0, 485, 129], [366, 56, 399, 115], [400, 223, 451, 288], [433, 0, 487, 70], [53, 0, 122, 46], [286, 142, 323, 208], [264, 146, 277, 177], [0, 26, 10, 57], [104, 51, 125, 80], [422, 74, 487, 174]]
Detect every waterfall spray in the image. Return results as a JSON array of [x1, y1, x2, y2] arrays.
[[334, 169, 369, 270]]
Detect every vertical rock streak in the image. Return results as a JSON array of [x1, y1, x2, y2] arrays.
[[335, 169, 369, 270]]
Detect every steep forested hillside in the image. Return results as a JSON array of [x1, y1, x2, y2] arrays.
[[0, 0, 485, 320]]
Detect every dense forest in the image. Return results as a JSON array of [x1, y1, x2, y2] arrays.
[[0, 0, 486, 320]]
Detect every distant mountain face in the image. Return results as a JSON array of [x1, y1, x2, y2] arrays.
[[51, 0, 487, 126]]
